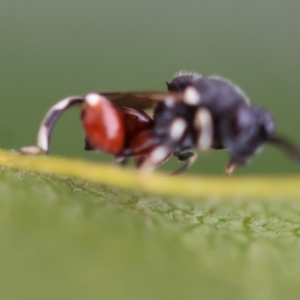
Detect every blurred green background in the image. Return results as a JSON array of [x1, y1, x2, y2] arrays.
[[1, 0, 300, 174], [2, 2, 300, 300]]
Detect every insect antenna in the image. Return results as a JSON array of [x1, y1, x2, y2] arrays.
[[20, 96, 85, 154], [268, 135, 300, 163]]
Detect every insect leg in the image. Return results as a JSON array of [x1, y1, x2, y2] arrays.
[[138, 145, 171, 172], [20, 96, 84, 154], [84, 136, 95, 151], [175, 151, 195, 161], [171, 151, 197, 175], [135, 154, 149, 168], [225, 158, 237, 176], [114, 156, 128, 166]]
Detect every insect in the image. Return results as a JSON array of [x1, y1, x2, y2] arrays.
[[20, 71, 300, 175]]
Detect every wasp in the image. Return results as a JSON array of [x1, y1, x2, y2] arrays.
[[21, 71, 300, 175]]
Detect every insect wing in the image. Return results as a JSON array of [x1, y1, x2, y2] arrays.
[[101, 91, 181, 110]]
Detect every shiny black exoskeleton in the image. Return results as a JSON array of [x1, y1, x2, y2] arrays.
[[153, 73, 275, 170]]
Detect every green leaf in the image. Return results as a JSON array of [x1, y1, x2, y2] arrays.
[[1, 150, 300, 300]]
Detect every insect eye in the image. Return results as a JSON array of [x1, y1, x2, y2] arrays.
[[261, 112, 275, 138], [250, 106, 275, 139]]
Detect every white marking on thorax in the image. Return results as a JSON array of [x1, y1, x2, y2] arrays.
[[194, 109, 213, 150], [170, 118, 187, 141], [183, 87, 201, 105]]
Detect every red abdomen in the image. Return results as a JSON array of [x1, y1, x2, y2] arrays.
[[82, 94, 125, 154]]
